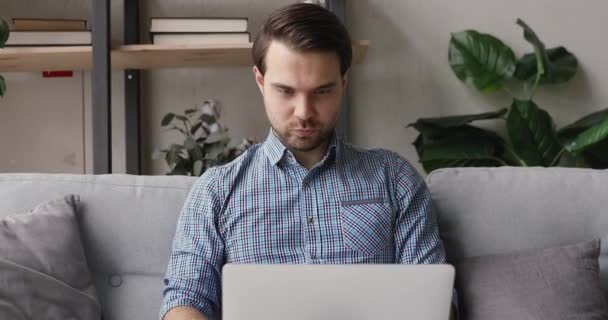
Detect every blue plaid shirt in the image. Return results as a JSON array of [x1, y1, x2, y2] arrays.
[[160, 130, 448, 320]]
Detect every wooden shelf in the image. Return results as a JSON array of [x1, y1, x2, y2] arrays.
[[0, 40, 369, 72], [0, 46, 92, 72]]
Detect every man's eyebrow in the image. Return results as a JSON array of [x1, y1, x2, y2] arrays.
[[315, 82, 337, 89], [270, 82, 337, 90], [270, 83, 294, 90]]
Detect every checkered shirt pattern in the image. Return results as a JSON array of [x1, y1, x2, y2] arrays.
[[160, 129, 449, 320]]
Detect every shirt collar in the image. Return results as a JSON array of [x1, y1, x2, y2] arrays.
[[263, 129, 340, 167]]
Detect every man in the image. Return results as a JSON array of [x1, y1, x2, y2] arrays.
[[161, 3, 455, 320]]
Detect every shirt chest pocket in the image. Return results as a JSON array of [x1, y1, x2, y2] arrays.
[[339, 198, 394, 256]]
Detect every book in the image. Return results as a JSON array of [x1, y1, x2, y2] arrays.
[[13, 18, 87, 31], [4, 31, 91, 46], [152, 32, 250, 45], [150, 17, 248, 33]]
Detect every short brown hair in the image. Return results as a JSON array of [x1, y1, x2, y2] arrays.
[[252, 3, 352, 76]]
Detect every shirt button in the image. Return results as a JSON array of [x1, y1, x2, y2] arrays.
[[307, 217, 314, 224]]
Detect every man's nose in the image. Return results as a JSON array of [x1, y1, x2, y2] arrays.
[[293, 94, 315, 121]]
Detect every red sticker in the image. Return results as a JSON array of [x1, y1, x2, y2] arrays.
[[42, 71, 74, 78]]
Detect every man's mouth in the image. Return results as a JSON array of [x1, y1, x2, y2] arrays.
[[293, 128, 316, 137]]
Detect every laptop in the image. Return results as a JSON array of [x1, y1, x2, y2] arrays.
[[222, 264, 455, 320]]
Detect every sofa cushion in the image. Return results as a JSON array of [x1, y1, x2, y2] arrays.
[[0, 173, 198, 320], [0, 195, 101, 319], [455, 238, 608, 319], [426, 167, 608, 298]]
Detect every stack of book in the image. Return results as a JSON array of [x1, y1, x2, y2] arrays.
[[5, 18, 91, 46], [150, 17, 249, 45]]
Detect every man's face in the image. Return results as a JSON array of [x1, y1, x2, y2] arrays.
[[253, 41, 347, 153]]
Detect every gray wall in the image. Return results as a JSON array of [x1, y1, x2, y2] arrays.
[[347, 0, 608, 174], [2, 0, 607, 175]]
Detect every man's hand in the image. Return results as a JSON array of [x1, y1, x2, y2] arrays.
[[163, 306, 208, 320]]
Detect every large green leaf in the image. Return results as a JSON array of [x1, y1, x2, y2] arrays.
[[506, 99, 563, 166], [558, 108, 608, 141], [0, 75, 5, 97], [558, 109, 608, 167], [409, 109, 507, 130], [0, 18, 9, 48], [412, 125, 507, 173], [516, 19, 548, 83], [515, 46, 578, 84], [563, 115, 608, 153], [449, 30, 517, 92]]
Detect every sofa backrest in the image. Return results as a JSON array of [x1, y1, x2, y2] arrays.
[[3, 168, 607, 319], [0, 173, 197, 320], [426, 167, 608, 295]]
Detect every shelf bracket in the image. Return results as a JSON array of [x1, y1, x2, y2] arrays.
[[124, 0, 142, 174]]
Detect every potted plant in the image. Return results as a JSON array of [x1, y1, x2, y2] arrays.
[[0, 17, 9, 97], [409, 19, 608, 173], [153, 99, 254, 176]]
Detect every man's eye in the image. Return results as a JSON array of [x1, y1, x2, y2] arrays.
[[315, 88, 331, 95], [277, 88, 293, 95]]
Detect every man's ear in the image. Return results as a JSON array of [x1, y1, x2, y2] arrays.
[[253, 66, 264, 95], [341, 71, 349, 90]]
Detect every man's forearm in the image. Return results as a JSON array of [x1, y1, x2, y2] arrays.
[[163, 306, 208, 320]]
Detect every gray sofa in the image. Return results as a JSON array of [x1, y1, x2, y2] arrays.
[[0, 167, 606, 320]]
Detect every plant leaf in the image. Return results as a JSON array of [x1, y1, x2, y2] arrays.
[[449, 30, 517, 92], [0, 18, 9, 48], [185, 108, 198, 116], [563, 115, 608, 153], [161, 113, 175, 126], [193, 160, 204, 176], [515, 46, 578, 84], [506, 99, 563, 166], [184, 137, 197, 150], [516, 19, 549, 82], [190, 122, 202, 135], [201, 114, 217, 124], [205, 142, 225, 160], [558, 108, 608, 141], [413, 125, 507, 173], [205, 131, 226, 144], [190, 145, 204, 162], [0, 75, 5, 97], [165, 146, 182, 167], [174, 115, 188, 122], [151, 147, 164, 160], [409, 109, 507, 130]]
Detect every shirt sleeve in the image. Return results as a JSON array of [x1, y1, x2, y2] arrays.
[[160, 167, 225, 320], [390, 153, 446, 265], [389, 153, 459, 315]]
